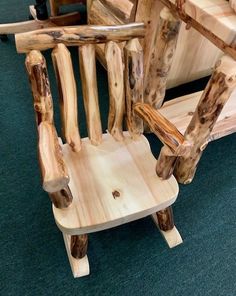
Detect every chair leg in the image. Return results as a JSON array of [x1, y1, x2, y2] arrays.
[[71, 234, 88, 259], [152, 206, 183, 248], [62, 233, 90, 278], [156, 206, 174, 231]]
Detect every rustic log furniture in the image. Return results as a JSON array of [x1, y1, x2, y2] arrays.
[[87, 0, 236, 185], [151, 0, 236, 184], [87, 0, 235, 88], [0, 0, 85, 40], [15, 23, 185, 278]]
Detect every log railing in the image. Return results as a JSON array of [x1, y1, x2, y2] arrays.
[[15, 23, 145, 53]]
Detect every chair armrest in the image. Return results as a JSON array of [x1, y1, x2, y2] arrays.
[[38, 121, 69, 193], [134, 102, 191, 156]]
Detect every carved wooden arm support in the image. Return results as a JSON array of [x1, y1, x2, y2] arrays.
[[38, 121, 69, 193], [25, 50, 70, 195], [134, 102, 191, 156]]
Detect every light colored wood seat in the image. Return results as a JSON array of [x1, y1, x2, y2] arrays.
[[54, 132, 178, 235]]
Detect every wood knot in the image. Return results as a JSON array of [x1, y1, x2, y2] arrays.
[[112, 190, 120, 199], [188, 111, 194, 116]]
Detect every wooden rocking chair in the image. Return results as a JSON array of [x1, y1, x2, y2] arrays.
[[15, 23, 186, 278]]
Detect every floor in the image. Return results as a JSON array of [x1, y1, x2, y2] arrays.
[[0, 1, 236, 295]]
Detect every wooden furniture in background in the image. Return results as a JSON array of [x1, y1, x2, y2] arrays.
[[0, 0, 83, 40], [149, 0, 236, 185], [16, 23, 184, 278], [87, 0, 226, 88]]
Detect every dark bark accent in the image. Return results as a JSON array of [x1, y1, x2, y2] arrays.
[[71, 234, 88, 259], [156, 147, 177, 179], [26, 52, 54, 126], [49, 185, 73, 209], [156, 206, 174, 231], [124, 39, 144, 137], [144, 7, 180, 109]]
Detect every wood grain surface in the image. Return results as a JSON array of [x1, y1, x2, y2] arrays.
[[53, 132, 178, 235], [15, 23, 145, 53]]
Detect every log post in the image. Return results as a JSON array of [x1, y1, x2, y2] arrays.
[[135, 0, 162, 80], [25, 50, 54, 125], [71, 234, 88, 259], [156, 146, 177, 180], [49, 185, 73, 208], [105, 41, 125, 141], [52, 43, 81, 152], [79, 44, 103, 145], [175, 55, 236, 184], [134, 102, 191, 156], [156, 206, 174, 231], [25, 50, 70, 208], [124, 38, 144, 138], [144, 7, 181, 109]]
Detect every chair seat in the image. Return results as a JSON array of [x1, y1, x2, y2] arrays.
[[53, 132, 179, 235]]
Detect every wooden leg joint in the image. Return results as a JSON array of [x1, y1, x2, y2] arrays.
[[156, 206, 174, 231], [71, 234, 88, 259]]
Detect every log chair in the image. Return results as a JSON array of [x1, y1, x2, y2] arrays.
[[0, 0, 85, 40], [15, 23, 185, 278]]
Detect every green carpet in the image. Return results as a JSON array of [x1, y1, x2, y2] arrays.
[[0, 1, 236, 295]]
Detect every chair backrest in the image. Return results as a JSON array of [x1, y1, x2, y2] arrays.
[[16, 23, 144, 157], [16, 23, 145, 153]]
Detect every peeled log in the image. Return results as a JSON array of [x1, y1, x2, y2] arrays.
[[15, 23, 145, 53], [79, 44, 103, 145], [135, 0, 162, 80], [38, 121, 69, 193], [156, 146, 177, 180], [105, 41, 125, 141], [71, 234, 88, 259], [52, 44, 81, 152], [25, 50, 54, 125], [144, 7, 180, 109], [124, 38, 144, 138], [175, 55, 236, 184], [134, 102, 191, 156]]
